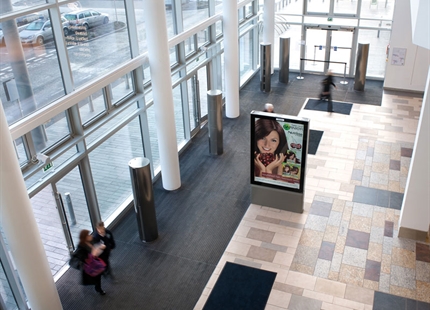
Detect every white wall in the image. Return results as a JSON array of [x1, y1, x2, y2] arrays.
[[398, 68, 430, 234], [384, 0, 430, 92]]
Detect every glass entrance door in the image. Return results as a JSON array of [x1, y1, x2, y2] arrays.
[[304, 26, 354, 75], [187, 66, 208, 136]]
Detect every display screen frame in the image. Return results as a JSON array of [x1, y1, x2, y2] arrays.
[[250, 111, 310, 193]]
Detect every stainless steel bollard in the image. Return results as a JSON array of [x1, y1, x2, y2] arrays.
[[354, 43, 370, 91], [260, 43, 271, 92], [129, 157, 158, 243], [64, 193, 77, 226], [207, 90, 223, 155], [279, 36, 290, 84]]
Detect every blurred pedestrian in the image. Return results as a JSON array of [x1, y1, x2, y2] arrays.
[[264, 103, 274, 113], [320, 70, 337, 112], [75, 229, 107, 295], [93, 221, 116, 279]]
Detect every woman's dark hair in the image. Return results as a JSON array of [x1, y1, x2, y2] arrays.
[[79, 229, 90, 246], [254, 118, 288, 154]]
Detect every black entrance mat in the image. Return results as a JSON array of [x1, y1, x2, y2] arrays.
[[309, 130, 324, 155], [304, 98, 353, 115], [203, 262, 276, 310]]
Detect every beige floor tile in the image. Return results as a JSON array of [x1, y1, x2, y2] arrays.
[[381, 253, 391, 274], [272, 233, 300, 248], [416, 281, 430, 303], [349, 214, 372, 233], [332, 297, 366, 310], [225, 240, 252, 256], [367, 242, 383, 262], [247, 245, 277, 262], [389, 285, 416, 300], [286, 270, 317, 290], [290, 262, 314, 275], [303, 289, 334, 303], [272, 282, 304, 295], [315, 278, 346, 298], [345, 284, 375, 305], [332, 199, 346, 212], [371, 212, 385, 228], [266, 290, 292, 309], [324, 225, 340, 243], [338, 264, 364, 286], [328, 271, 339, 281], [391, 247, 416, 269], [273, 251, 294, 268], [335, 236, 346, 254], [299, 229, 324, 248], [363, 279, 379, 291], [321, 301, 352, 310], [235, 235, 264, 247]]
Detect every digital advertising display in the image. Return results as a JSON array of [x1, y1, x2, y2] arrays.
[[251, 111, 310, 193]]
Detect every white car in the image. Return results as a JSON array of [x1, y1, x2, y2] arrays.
[[0, 24, 4, 46], [19, 17, 70, 45], [63, 9, 109, 31]]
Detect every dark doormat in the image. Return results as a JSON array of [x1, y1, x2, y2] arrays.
[[203, 262, 276, 310], [304, 98, 353, 115], [309, 130, 324, 155]]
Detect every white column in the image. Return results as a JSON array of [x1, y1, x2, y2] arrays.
[[398, 68, 430, 235], [0, 100, 62, 310], [223, 0, 240, 118], [263, 0, 275, 74], [142, 0, 181, 190]]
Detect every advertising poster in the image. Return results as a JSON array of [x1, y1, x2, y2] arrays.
[[251, 112, 309, 193]]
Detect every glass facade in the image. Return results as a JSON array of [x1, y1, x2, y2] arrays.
[[0, 0, 395, 306]]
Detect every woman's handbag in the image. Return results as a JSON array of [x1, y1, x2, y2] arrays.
[[83, 254, 106, 277]]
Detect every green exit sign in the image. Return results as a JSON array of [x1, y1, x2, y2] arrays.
[[327, 17, 333, 21], [43, 162, 54, 173]]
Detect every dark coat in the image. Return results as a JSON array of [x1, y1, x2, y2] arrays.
[[92, 229, 115, 264], [75, 243, 101, 286], [322, 75, 336, 93]]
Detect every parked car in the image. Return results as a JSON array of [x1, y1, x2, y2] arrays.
[[63, 9, 109, 31], [19, 17, 70, 45]]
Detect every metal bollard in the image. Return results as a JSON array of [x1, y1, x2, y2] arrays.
[[64, 193, 77, 226]]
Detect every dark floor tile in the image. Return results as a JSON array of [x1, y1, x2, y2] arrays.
[[389, 192, 404, 210], [401, 147, 413, 158], [318, 241, 335, 261], [384, 221, 394, 237], [353, 186, 379, 205], [364, 259, 381, 281], [309, 200, 332, 217], [376, 189, 390, 208], [390, 159, 401, 171], [416, 243, 430, 263], [345, 229, 370, 250], [373, 291, 406, 310], [406, 298, 430, 310], [351, 169, 363, 181]]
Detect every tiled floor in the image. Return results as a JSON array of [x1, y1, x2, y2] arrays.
[[195, 93, 430, 309]]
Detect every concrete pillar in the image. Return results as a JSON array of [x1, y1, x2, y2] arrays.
[[0, 100, 62, 310], [142, 0, 181, 190], [223, 0, 240, 118]]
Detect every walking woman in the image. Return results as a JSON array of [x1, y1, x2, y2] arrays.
[[320, 69, 337, 112], [75, 229, 107, 295]]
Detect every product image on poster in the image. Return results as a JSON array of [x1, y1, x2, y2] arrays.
[[251, 112, 309, 193]]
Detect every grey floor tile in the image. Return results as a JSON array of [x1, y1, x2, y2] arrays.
[[288, 294, 322, 310], [390, 265, 416, 290]]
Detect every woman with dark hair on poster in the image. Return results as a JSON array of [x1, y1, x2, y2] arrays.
[[254, 118, 287, 177]]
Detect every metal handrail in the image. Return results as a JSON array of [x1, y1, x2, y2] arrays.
[[297, 58, 348, 84]]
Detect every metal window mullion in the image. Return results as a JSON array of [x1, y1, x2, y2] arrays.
[[49, 7, 74, 94], [78, 156, 101, 230], [173, 0, 183, 35], [0, 234, 30, 310], [125, 0, 140, 58]]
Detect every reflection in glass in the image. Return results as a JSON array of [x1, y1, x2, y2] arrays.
[[0, 259, 19, 310], [146, 105, 160, 170], [56, 166, 92, 254], [38, 111, 71, 152], [1, 9, 65, 126], [358, 29, 390, 78], [89, 117, 144, 220], [30, 185, 71, 276], [14, 137, 28, 166], [239, 31, 253, 84], [334, 0, 358, 15], [60, 3, 131, 88], [184, 36, 196, 56], [111, 74, 134, 104], [187, 77, 197, 132], [79, 92, 106, 125], [274, 25, 302, 70], [182, 1, 209, 32], [197, 28, 209, 49], [172, 85, 185, 146], [306, 1, 330, 13]]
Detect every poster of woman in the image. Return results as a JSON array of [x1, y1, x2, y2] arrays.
[[251, 112, 309, 192]]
